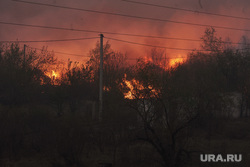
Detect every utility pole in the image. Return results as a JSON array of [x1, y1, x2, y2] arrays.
[[23, 44, 26, 68], [99, 34, 104, 121], [164, 53, 166, 70]]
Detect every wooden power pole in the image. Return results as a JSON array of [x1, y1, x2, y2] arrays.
[[23, 44, 26, 68], [99, 34, 104, 121]]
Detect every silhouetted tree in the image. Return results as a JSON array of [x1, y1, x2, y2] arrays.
[[0, 43, 57, 106]]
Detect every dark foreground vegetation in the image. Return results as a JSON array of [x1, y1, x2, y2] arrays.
[[0, 28, 250, 167]]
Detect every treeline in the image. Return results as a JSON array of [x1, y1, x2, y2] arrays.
[[0, 28, 250, 167]]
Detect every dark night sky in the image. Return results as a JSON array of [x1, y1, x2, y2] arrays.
[[1, 0, 250, 63]]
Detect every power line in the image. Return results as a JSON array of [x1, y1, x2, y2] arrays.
[[122, 0, 250, 21], [0, 21, 204, 43], [11, 0, 250, 32], [26, 46, 91, 57], [0, 21, 248, 45], [106, 37, 200, 51], [0, 21, 104, 33], [0, 37, 98, 43], [106, 37, 250, 51], [0, 21, 201, 42], [28, 44, 186, 60], [6, 38, 247, 61]]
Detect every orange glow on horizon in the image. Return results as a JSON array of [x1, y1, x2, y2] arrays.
[[142, 55, 186, 69]]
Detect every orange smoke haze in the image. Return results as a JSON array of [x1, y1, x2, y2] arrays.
[[1, 0, 250, 64]]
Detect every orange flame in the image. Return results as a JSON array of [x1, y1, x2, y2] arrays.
[[45, 70, 60, 85], [52, 70, 59, 79], [169, 57, 186, 67], [122, 74, 159, 99], [46, 70, 59, 79], [124, 79, 143, 99], [143, 56, 185, 69]]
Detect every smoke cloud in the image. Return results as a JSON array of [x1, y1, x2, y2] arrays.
[[1, 0, 250, 62]]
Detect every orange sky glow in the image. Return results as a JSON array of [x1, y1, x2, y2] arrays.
[[1, 0, 250, 65]]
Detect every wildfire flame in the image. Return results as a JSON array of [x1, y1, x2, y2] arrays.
[[122, 74, 159, 99], [46, 70, 59, 79], [45, 70, 60, 85], [52, 70, 59, 79], [169, 57, 186, 67], [124, 79, 143, 99], [142, 56, 186, 69]]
